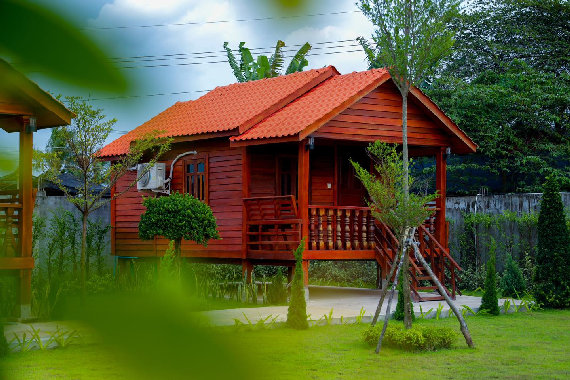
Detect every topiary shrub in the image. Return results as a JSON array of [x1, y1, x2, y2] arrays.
[[287, 239, 308, 329], [500, 254, 526, 298], [534, 176, 570, 308], [480, 238, 500, 315], [363, 324, 456, 351], [393, 270, 415, 322], [139, 192, 220, 270]]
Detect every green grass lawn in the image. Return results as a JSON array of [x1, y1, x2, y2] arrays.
[[3, 310, 569, 379]]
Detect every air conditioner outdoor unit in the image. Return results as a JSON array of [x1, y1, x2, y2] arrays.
[[137, 163, 166, 190]]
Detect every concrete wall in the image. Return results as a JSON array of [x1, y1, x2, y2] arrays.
[[446, 192, 570, 266]]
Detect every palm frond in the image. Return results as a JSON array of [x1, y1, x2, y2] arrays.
[[239, 42, 256, 81], [269, 40, 286, 77], [256, 55, 271, 80], [285, 42, 311, 74], [223, 42, 245, 82]]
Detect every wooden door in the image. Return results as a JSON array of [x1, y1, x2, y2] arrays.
[[337, 146, 367, 206], [276, 155, 297, 197]]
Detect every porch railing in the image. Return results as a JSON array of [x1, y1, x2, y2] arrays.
[[0, 190, 22, 257], [308, 206, 375, 250], [244, 195, 302, 256]]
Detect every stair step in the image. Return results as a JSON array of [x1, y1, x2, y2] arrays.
[[416, 276, 431, 281], [417, 286, 438, 290], [418, 295, 445, 302]]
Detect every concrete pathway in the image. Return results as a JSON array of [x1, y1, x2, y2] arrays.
[[4, 286, 524, 344], [203, 285, 523, 326]]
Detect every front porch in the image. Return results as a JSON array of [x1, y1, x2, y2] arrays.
[[242, 139, 460, 301]]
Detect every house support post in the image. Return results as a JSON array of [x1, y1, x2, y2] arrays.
[[19, 120, 34, 319], [435, 147, 447, 248], [242, 260, 253, 283], [298, 140, 310, 298]]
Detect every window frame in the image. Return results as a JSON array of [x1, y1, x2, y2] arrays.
[[183, 153, 209, 203]]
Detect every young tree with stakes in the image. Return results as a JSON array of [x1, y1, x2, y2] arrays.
[[357, 0, 460, 329], [41, 96, 171, 299], [353, 142, 474, 353]]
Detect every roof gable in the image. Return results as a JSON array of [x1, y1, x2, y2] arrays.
[[230, 68, 390, 144]]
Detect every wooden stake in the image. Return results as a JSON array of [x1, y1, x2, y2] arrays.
[[411, 238, 475, 348], [371, 252, 401, 326], [375, 228, 411, 354]]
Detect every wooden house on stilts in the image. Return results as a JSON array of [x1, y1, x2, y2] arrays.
[[100, 66, 477, 301]]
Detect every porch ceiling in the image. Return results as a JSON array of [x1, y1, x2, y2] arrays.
[[0, 59, 73, 132]]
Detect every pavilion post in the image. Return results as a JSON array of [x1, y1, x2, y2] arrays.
[[18, 119, 34, 319], [298, 140, 310, 291], [435, 147, 447, 247]]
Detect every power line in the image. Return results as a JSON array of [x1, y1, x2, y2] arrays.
[[109, 39, 363, 61], [75, 46, 369, 102], [118, 47, 366, 69], [87, 10, 360, 30]]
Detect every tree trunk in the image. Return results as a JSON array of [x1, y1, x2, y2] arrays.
[[402, 91, 409, 198], [402, 235, 413, 329], [401, 90, 413, 329], [80, 212, 88, 302], [411, 239, 475, 348], [375, 229, 410, 354]]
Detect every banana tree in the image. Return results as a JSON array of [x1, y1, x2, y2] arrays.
[[224, 40, 311, 82]]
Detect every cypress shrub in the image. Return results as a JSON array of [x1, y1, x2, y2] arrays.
[[0, 323, 7, 357], [500, 254, 526, 298], [287, 239, 308, 329], [267, 272, 287, 305], [393, 270, 415, 322], [480, 239, 500, 315], [534, 176, 570, 308]]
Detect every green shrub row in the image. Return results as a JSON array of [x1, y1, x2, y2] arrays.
[[363, 324, 456, 351]]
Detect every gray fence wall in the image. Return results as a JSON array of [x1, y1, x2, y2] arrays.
[[446, 192, 570, 265], [34, 195, 110, 225], [33, 192, 570, 269], [34, 195, 112, 268]]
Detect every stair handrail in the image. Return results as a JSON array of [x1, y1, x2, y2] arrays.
[[418, 224, 462, 271]]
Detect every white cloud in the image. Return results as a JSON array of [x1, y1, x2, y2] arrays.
[[23, 0, 380, 150]]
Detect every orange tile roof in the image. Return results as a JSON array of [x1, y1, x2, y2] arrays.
[[100, 66, 476, 157], [230, 68, 390, 142], [98, 66, 337, 157]]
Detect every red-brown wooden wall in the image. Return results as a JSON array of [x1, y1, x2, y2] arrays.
[[112, 140, 244, 259], [314, 81, 452, 146]]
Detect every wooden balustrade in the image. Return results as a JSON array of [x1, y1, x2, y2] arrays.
[[244, 195, 302, 258], [308, 206, 374, 251], [0, 192, 22, 258]]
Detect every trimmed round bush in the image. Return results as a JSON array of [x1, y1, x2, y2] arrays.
[[363, 324, 456, 351]]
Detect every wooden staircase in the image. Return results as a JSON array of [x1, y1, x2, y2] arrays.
[[374, 221, 462, 302]]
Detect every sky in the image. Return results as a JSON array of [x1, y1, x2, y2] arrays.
[[1, 0, 376, 156]]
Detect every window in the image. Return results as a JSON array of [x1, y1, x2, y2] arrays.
[[184, 154, 208, 202]]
